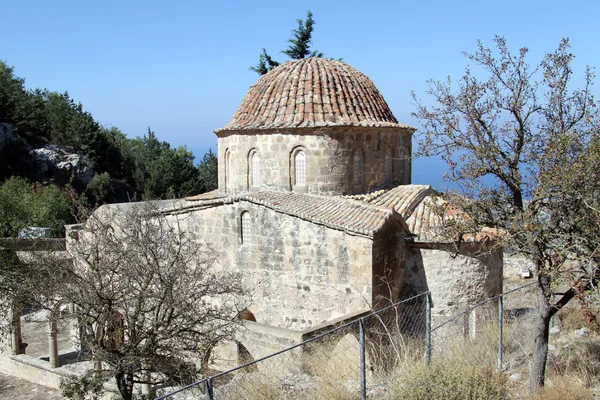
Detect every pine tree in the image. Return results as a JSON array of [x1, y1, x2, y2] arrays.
[[250, 11, 324, 75]]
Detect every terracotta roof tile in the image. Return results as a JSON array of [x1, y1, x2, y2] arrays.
[[240, 191, 394, 236], [341, 184, 433, 219], [216, 58, 415, 132]]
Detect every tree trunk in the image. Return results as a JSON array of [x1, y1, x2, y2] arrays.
[[10, 302, 23, 355], [115, 372, 133, 400], [530, 275, 551, 391]]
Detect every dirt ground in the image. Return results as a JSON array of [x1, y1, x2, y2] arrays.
[[0, 372, 62, 399]]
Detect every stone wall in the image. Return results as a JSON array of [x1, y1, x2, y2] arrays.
[[217, 127, 412, 195], [165, 201, 374, 331], [403, 243, 503, 319], [371, 218, 408, 306]]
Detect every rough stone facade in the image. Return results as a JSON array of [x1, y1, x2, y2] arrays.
[[217, 127, 412, 195], [405, 244, 503, 319], [70, 57, 503, 366], [165, 202, 376, 331]]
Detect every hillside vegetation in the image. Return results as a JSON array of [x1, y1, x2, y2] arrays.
[[0, 60, 217, 206]]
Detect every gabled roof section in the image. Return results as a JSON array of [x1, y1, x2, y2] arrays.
[[185, 190, 229, 205], [216, 57, 415, 132], [343, 184, 434, 219], [240, 191, 395, 237]]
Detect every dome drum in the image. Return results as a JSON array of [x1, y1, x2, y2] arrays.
[[215, 57, 415, 196]]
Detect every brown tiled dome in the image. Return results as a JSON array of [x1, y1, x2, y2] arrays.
[[216, 57, 413, 132]]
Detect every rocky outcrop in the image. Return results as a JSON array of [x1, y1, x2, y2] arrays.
[[30, 145, 94, 186]]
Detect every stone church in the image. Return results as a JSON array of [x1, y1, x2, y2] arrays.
[[0, 57, 503, 390], [147, 57, 503, 359]]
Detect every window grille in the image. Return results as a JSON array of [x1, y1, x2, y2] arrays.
[[241, 211, 252, 245], [294, 150, 306, 185], [251, 152, 260, 187], [353, 152, 363, 186], [384, 152, 392, 182]]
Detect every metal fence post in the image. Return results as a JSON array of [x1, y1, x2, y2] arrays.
[[359, 318, 367, 400], [497, 295, 503, 371], [206, 377, 214, 400], [425, 293, 431, 365]]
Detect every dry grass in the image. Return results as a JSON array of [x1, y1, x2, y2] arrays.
[[203, 290, 600, 399], [557, 305, 600, 334], [525, 374, 593, 400], [546, 337, 600, 388], [392, 362, 509, 400]]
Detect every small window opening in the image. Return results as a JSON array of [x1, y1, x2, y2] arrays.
[[294, 150, 306, 186], [224, 149, 231, 190], [353, 151, 363, 186], [250, 151, 260, 187], [384, 151, 392, 183], [241, 211, 253, 245]]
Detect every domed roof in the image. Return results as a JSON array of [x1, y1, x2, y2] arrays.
[[216, 57, 414, 132]]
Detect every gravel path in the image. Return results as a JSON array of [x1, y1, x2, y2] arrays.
[[0, 372, 62, 399]]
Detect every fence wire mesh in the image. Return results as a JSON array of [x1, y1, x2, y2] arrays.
[[156, 283, 540, 399], [430, 282, 539, 377]]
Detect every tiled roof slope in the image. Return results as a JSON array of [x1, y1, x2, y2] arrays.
[[240, 191, 395, 237], [216, 58, 415, 132], [346, 184, 453, 242], [343, 185, 434, 219], [404, 195, 448, 242], [358, 185, 453, 242], [351, 185, 495, 243], [185, 190, 228, 203]]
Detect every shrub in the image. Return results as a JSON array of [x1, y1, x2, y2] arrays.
[[526, 374, 592, 400], [393, 362, 508, 400]]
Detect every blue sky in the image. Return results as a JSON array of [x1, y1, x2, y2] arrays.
[[2, 0, 599, 189]]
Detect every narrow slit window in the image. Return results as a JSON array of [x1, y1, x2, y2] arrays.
[[384, 152, 392, 182], [294, 150, 306, 185], [353, 152, 363, 186], [224, 149, 230, 190], [251, 152, 260, 187], [241, 211, 252, 245]]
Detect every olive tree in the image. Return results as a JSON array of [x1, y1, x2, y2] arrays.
[[49, 202, 246, 399], [412, 36, 599, 390]]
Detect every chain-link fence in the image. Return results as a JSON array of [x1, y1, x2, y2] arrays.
[[156, 283, 539, 399]]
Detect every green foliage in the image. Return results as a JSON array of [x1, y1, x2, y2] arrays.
[[0, 60, 218, 203], [85, 172, 114, 205], [124, 128, 204, 200], [282, 11, 323, 60], [250, 48, 281, 75], [250, 11, 325, 75], [0, 176, 74, 237], [0, 62, 27, 123], [394, 363, 509, 400], [196, 149, 218, 193]]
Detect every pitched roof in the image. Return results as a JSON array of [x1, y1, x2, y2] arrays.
[[240, 191, 395, 237], [342, 185, 434, 219], [216, 57, 415, 132], [185, 190, 228, 204]]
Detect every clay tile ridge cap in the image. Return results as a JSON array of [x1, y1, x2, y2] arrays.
[[215, 57, 416, 132]]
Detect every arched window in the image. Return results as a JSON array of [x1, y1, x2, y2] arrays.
[[224, 149, 231, 190], [353, 151, 363, 186], [249, 150, 260, 187], [241, 211, 252, 245], [294, 150, 306, 186], [384, 151, 392, 183]]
